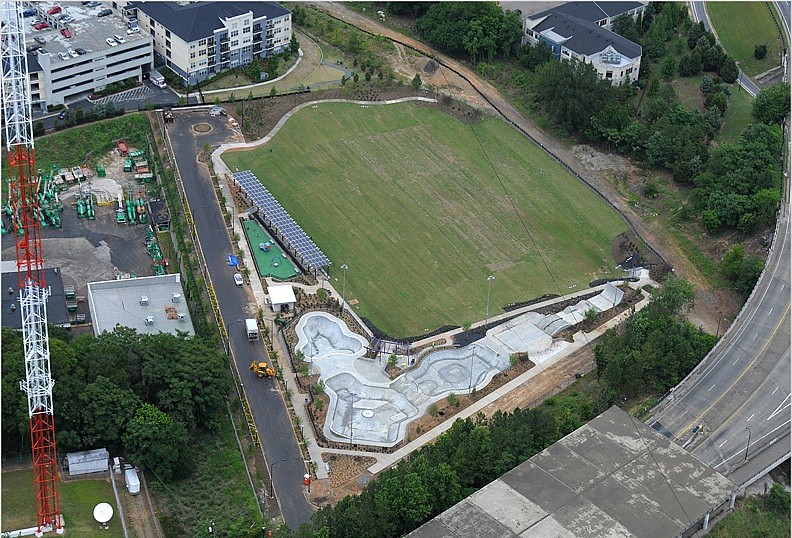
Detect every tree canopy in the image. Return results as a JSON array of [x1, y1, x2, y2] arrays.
[[752, 83, 791, 125]]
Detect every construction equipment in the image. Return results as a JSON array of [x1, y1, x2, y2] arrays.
[[249, 360, 275, 378]]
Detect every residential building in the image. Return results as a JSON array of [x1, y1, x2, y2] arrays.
[[124, 2, 292, 86], [24, 2, 153, 108], [523, 1, 644, 85]]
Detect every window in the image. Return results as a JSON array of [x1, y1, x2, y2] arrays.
[[190, 63, 195, 69], [165, 29, 170, 38], [626, 67, 633, 74], [190, 52, 195, 58], [230, 30, 238, 37], [605, 71, 612, 79], [166, 49, 171, 58], [243, 26, 250, 34], [199, 49, 206, 56], [199, 39, 207, 46], [190, 43, 195, 49], [231, 40, 238, 47]]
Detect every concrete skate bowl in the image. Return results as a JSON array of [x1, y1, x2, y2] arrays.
[[295, 311, 366, 359], [324, 372, 419, 447], [400, 345, 510, 399]]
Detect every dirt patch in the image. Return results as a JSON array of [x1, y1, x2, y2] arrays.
[[311, 454, 376, 507], [573, 145, 633, 175], [192, 123, 213, 133]]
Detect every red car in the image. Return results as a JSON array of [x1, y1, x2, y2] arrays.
[[46, 6, 61, 15], [33, 22, 49, 30], [60, 28, 72, 38]]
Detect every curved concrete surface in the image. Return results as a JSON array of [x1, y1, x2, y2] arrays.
[[296, 283, 625, 448]]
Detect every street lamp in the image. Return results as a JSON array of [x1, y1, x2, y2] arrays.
[[468, 345, 476, 396], [744, 428, 752, 461], [348, 392, 357, 448], [270, 458, 300, 498], [485, 275, 495, 331], [340, 264, 349, 314]]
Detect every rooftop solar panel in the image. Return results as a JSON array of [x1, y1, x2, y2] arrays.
[[232, 170, 331, 269]]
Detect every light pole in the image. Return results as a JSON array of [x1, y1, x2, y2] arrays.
[[744, 428, 752, 461], [340, 264, 348, 314], [485, 275, 495, 330], [468, 345, 476, 396], [348, 392, 357, 448], [716, 317, 728, 339], [270, 457, 300, 498]]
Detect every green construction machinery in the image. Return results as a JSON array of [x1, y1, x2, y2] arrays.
[[126, 197, 136, 225], [96, 164, 106, 177], [116, 193, 126, 223], [124, 158, 133, 173]]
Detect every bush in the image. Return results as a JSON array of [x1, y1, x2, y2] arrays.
[[447, 393, 460, 407], [754, 44, 768, 60], [428, 403, 439, 417]]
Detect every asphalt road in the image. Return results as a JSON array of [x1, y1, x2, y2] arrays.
[[165, 109, 314, 529], [648, 193, 791, 485], [690, 1, 761, 97]]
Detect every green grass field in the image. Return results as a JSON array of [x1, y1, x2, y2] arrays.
[[2, 470, 123, 537], [224, 102, 626, 337], [707, 2, 784, 77]]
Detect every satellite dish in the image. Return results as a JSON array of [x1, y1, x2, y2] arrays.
[[93, 502, 114, 525]]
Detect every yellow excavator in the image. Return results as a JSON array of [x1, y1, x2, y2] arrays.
[[249, 360, 276, 378]]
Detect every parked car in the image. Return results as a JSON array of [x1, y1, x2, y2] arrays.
[[113, 34, 125, 43], [86, 1, 102, 6], [38, 48, 50, 55], [23, 8, 37, 17], [68, 49, 79, 58], [126, 26, 140, 34], [60, 28, 72, 38], [30, 19, 43, 26], [58, 52, 69, 60], [33, 22, 49, 30], [234, 273, 244, 286], [97, 8, 112, 17], [209, 106, 226, 117], [105, 37, 117, 46], [26, 44, 42, 53], [74, 47, 86, 55], [34, 36, 46, 45], [60, 15, 74, 23], [46, 6, 61, 15]]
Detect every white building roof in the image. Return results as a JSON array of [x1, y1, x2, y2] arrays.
[[66, 448, 109, 465], [87, 274, 195, 337], [268, 284, 296, 305]]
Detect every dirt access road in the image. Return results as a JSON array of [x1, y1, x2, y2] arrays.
[[307, 2, 737, 333]]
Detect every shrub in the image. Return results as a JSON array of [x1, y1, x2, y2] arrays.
[[428, 403, 439, 417], [754, 44, 768, 60], [447, 393, 460, 407]]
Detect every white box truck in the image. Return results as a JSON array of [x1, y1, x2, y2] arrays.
[[150, 69, 166, 89], [125, 467, 140, 495], [246, 318, 259, 341]]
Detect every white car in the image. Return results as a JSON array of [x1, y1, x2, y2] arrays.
[[126, 26, 140, 34], [58, 52, 69, 60], [105, 37, 117, 46], [68, 49, 78, 58], [113, 34, 125, 43], [233, 273, 244, 286]]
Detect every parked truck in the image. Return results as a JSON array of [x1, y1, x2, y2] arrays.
[[246, 318, 259, 341], [150, 69, 166, 89]]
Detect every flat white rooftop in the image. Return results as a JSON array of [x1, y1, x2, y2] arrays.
[[87, 274, 195, 337]]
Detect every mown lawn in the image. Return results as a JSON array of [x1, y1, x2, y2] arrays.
[[224, 101, 626, 337], [707, 2, 784, 77], [2, 469, 123, 537]]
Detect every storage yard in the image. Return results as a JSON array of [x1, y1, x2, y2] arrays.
[[1, 137, 165, 327]]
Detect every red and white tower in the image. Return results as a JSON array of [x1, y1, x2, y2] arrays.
[[1, 1, 63, 534]]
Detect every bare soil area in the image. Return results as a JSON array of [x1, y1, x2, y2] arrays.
[[311, 454, 376, 507]]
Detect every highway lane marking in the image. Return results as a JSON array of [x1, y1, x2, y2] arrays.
[[747, 413, 755, 422], [753, 333, 758, 340], [673, 306, 791, 441], [768, 394, 791, 420], [718, 439, 728, 448], [712, 419, 791, 469], [772, 386, 779, 395], [732, 359, 740, 366], [769, 307, 774, 315], [708, 384, 716, 392]]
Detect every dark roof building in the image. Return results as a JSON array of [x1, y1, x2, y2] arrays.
[[2, 267, 71, 329], [524, 1, 644, 85], [126, 1, 292, 86], [409, 407, 738, 538]]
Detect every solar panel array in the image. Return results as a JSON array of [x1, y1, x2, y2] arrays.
[[232, 170, 331, 270]]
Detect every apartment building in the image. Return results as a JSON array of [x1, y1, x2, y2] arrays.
[[24, 2, 153, 108], [124, 1, 292, 86], [523, 1, 644, 86]]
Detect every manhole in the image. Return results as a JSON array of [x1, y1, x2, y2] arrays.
[[361, 410, 374, 418], [192, 123, 212, 133]]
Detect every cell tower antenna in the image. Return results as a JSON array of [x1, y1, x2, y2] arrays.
[[1, 1, 63, 534]]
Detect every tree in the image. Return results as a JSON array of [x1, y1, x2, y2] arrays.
[[752, 83, 791, 125], [754, 44, 768, 60], [374, 472, 432, 535], [699, 75, 714, 94], [411, 73, 422, 90], [718, 56, 739, 83], [498, 10, 523, 58], [80, 376, 141, 452], [661, 56, 676, 79], [123, 403, 191, 480]]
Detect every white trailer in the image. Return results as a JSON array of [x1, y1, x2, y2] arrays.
[[125, 467, 140, 495]]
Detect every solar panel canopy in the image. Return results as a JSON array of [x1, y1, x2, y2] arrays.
[[232, 171, 331, 269]]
